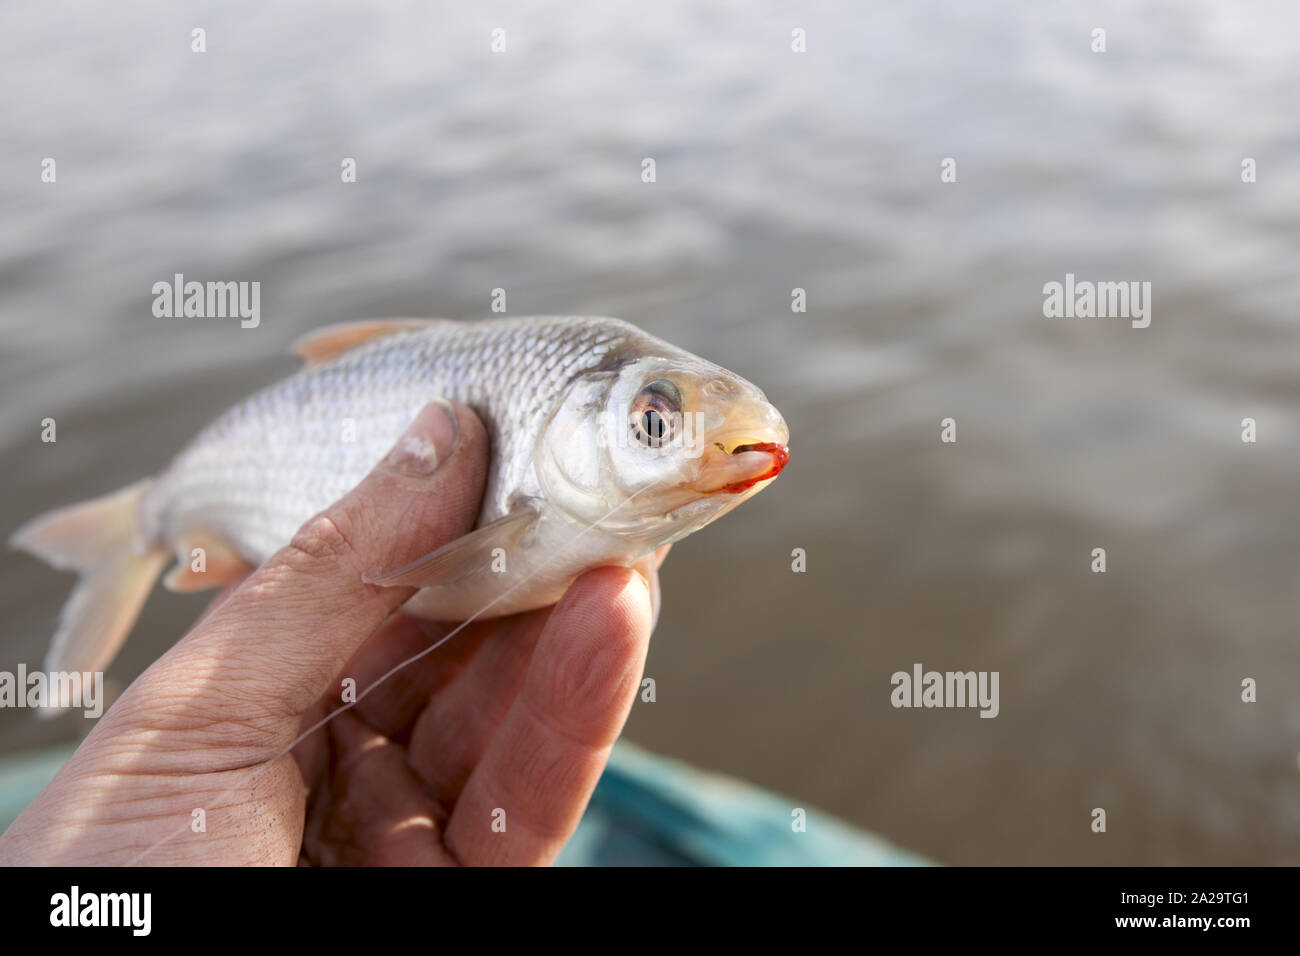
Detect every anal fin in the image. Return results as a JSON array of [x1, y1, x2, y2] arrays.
[[163, 530, 254, 592]]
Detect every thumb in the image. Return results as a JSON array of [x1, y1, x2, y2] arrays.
[[150, 400, 488, 718]]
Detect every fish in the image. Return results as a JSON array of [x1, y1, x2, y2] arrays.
[[11, 316, 790, 682]]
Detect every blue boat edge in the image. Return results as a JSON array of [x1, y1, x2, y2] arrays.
[[0, 741, 929, 866]]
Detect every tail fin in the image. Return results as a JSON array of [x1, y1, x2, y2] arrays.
[[10, 481, 166, 684]]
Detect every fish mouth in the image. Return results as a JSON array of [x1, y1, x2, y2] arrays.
[[692, 438, 791, 495]]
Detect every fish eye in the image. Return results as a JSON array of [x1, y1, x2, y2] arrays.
[[631, 379, 681, 448]]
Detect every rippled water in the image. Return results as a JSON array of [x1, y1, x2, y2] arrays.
[[2, 0, 1298, 863]]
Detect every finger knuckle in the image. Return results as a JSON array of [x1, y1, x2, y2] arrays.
[[287, 513, 357, 566]]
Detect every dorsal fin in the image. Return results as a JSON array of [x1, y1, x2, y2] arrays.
[[291, 319, 445, 367]]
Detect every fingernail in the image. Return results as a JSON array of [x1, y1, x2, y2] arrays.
[[384, 400, 460, 476]]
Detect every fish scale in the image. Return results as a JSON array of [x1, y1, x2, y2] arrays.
[[138, 316, 639, 563]]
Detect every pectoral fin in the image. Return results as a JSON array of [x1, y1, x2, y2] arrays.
[[631, 552, 662, 633], [292, 319, 447, 367], [364, 505, 540, 590]]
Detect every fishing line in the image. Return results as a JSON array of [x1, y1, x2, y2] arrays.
[[288, 478, 663, 751]]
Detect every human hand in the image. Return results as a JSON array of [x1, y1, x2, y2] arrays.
[[0, 401, 661, 866]]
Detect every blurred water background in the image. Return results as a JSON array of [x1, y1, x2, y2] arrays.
[[1, 0, 1298, 864]]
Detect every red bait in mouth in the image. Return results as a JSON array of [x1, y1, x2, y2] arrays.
[[723, 442, 790, 493]]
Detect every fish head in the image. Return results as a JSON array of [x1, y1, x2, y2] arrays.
[[537, 351, 789, 545]]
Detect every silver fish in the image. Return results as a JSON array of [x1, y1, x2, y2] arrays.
[[11, 316, 790, 677]]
